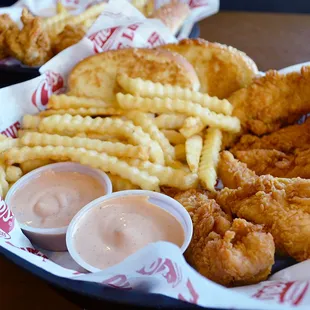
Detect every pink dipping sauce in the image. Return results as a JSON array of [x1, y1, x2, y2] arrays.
[[73, 195, 185, 270], [11, 170, 106, 229]]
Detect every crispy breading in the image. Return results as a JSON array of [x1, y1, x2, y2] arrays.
[[231, 117, 310, 153], [174, 189, 275, 287], [233, 148, 310, 179], [5, 9, 53, 66], [53, 24, 86, 54], [217, 151, 310, 262], [0, 14, 18, 59], [229, 67, 310, 136]]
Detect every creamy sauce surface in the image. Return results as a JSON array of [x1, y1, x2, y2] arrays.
[[73, 196, 184, 270], [11, 170, 106, 228]]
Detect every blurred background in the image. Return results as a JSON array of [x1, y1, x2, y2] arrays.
[[2, 0, 310, 12], [221, 0, 310, 13]]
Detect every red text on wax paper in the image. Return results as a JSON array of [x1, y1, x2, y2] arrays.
[[1, 121, 21, 138], [252, 281, 310, 306], [32, 71, 65, 112], [6, 241, 48, 262], [137, 258, 183, 288], [137, 257, 199, 304], [102, 274, 132, 290], [64, 0, 80, 5], [178, 279, 199, 305], [0, 200, 14, 239], [89, 23, 141, 53], [146, 32, 166, 48], [188, 0, 209, 9]]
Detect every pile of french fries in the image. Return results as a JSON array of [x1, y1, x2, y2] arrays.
[[0, 74, 240, 197]]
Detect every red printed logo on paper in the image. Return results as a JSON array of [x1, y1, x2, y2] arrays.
[[188, 0, 209, 9], [178, 279, 199, 305], [146, 32, 166, 48], [102, 275, 132, 290], [32, 71, 65, 111], [252, 281, 310, 306], [89, 27, 119, 53], [137, 258, 182, 288], [89, 23, 141, 53], [1, 121, 21, 138], [0, 200, 14, 239], [6, 241, 48, 261]]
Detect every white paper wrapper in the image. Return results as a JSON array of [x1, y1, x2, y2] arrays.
[[1, 1, 310, 309], [0, 0, 219, 67]]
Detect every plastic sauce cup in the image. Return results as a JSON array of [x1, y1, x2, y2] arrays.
[[66, 190, 193, 272], [5, 162, 112, 251]]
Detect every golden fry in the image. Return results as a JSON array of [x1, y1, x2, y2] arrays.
[[108, 173, 139, 191], [175, 144, 186, 161], [186, 135, 203, 174], [20, 159, 53, 174], [180, 117, 205, 139], [161, 130, 186, 145], [5, 146, 159, 191], [39, 107, 122, 117], [199, 128, 222, 191], [117, 74, 233, 115], [125, 111, 175, 162], [5, 166, 22, 183], [20, 132, 150, 160], [117, 93, 240, 133], [154, 114, 186, 129]]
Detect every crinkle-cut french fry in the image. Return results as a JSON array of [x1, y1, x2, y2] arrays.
[[56, 2, 67, 14], [125, 111, 175, 162], [68, 3, 106, 24], [175, 144, 186, 161], [0, 134, 7, 141], [117, 74, 233, 115], [5, 166, 22, 183], [23, 114, 164, 164], [180, 117, 205, 139], [21, 132, 150, 160], [161, 130, 185, 145], [43, 10, 69, 29], [82, 16, 97, 28], [39, 107, 123, 117], [17, 130, 35, 138], [0, 165, 8, 198], [117, 94, 241, 133], [144, 0, 155, 16], [0, 137, 19, 153], [185, 135, 203, 173], [20, 159, 53, 174], [131, 0, 148, 12], [199, 128, 222, 191], [6, 146, 159, 191], [166, 159, 190, 172], [154, 114, 186, 129], [23, 115, 41, 130], [84, 133, 125, 143], [108, 173, 139, 191], [126, 159, 198, 190], [47, 95, 113, 110]]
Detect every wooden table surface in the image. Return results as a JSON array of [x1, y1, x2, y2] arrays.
[[1, 11, 309, 310]]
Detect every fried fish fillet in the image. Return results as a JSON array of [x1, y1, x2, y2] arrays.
[[5, 9, 53, 66], [217, 151, 310, 261], [229, 67, 310, 136], [231, 117, 310, 153], [162, 39, 258, 99], [174, 189, 275, 287]]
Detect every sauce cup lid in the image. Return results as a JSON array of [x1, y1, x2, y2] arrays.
[[5, 162, 113, 235], [66, 190, 193, 273]]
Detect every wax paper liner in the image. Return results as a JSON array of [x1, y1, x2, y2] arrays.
[[0, 0, 218, 66], [1, 1, 310, 309]]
